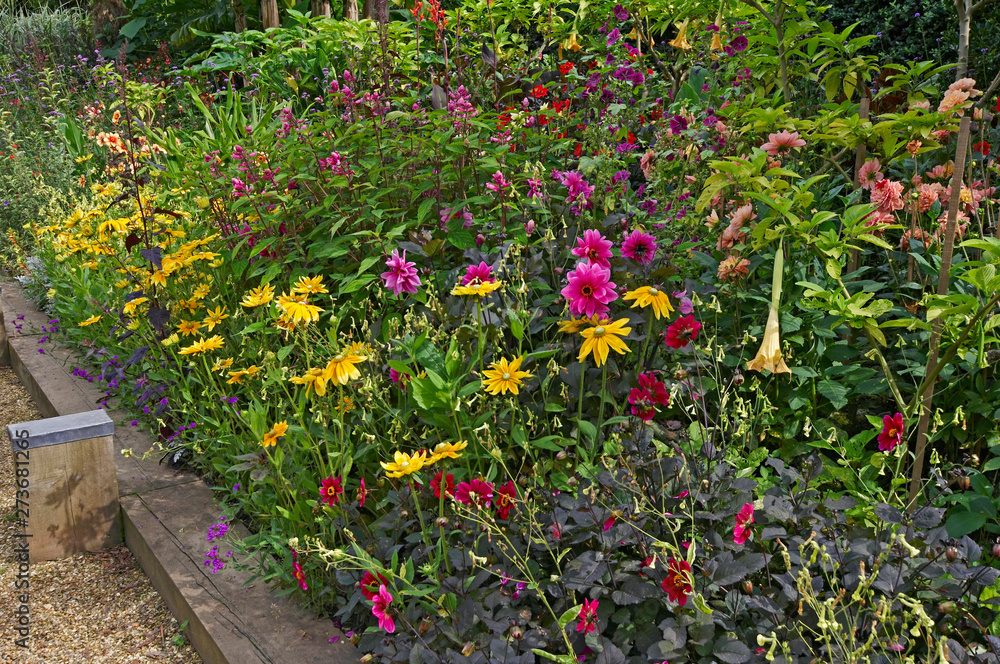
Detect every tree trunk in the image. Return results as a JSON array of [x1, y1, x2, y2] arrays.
[[311, 0, 331, 17], [261, 0, 280, 29], [343, 0, 358, 20], [362, 0, 374, 19], [956, 0, 971, 80], [375, 0, 388, 23], [232, 0, 247, 32]]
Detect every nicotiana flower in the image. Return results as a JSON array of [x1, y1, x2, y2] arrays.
[[733, 502, 754, 544], [621, 229, 657, 264], [381, 249, 421, 297], [878, 413, 904, 452], [561, 262, 618, 318], [572, 229, 614, 267], [662, 558, 693, 606], [664, 315, 701, 349]]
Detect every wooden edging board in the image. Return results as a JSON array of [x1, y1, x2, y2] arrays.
[[1, 280, 359, 664]]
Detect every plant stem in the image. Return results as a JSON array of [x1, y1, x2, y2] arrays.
[[595, 361, 609, 451]]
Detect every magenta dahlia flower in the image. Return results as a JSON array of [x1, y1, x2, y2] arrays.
[[461, 261, 495, 285], [454, 478, 494, 507], [878, 413, 904, 452], [733, 503, 754, 544], [381, 249, 421, 297], [571, 229, 614, 267], [621, 230, 658, 264], [561, 262, 618, 318]]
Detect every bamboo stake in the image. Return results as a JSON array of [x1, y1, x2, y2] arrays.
[[846, 97, 870, 276], [907, 116, 972, 510]]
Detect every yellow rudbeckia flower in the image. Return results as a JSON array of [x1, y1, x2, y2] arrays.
[[623, 286, 674, 320], [381, 450, 429, 478], [261, 421, 288, 447], [482, 356, 533, 395], [578, 318, 631, 366], [79, 315, 102, 327]]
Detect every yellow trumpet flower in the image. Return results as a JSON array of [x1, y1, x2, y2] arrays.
[[669, 20, 692, 50], [746, 241, 792, 375]]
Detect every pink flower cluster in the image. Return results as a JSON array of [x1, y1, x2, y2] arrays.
[[555, 170, 595, 216], [381, 249, 422, 297]]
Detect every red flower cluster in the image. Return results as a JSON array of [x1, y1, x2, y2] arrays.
[[628, 372, 669, 420]]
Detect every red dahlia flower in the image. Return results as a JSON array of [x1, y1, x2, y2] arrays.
[[662, 558, 693, 606], [878, 413, 904, 452], [664, 315, 702, 349], [576, 599, 599, 635], [454, 478, 494, 507], [495, 480, 516, 519], [733, 503, 754, 544]]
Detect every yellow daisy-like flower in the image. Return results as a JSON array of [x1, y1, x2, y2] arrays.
[[201, 335, 224, 352], [122, 297, 149, 315], [578, 318, 631, 366], [177, 299, 203, 314], [277, 294, 323, 323], [381, 450, 429, 478], [212, 357, 234, 372], [79, 315, 102, 327], [336, 396, 355, 415], [482, 356, 533, 395], [275, 314, 298, 332], [177, 319, 202, 336], [203, 306, 229, 331], [192, 283, 211, 300], [178, 339, 207, 355], [623, 286, 675, 320], [162, 333, 180, 347], [289, 367, 329, 396], [292, 275, 328, 295], [557, 315, 610, 335], [451, 280, 504, 298], [241, 283, 275, 308], [261, 421, 288, 447], [429, 440, 468, 463], [323, 351, 365, 385]]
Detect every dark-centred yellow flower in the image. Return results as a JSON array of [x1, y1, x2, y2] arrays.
[[623, 286, 674, 319]]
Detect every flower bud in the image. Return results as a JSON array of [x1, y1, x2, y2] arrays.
[[958, 475, 971, 491], [510, 626, 523, 640], [732, 371, 744, 387], [946, 547, 959, 563], [462, 642, 476, 657], [992, 541, 1000, 559], [742, 580, 753, 595], [939, 601, 957, 615], [435, 516, 449, 528], [419, 619, 432, 635], [556, 449, 568, 460]]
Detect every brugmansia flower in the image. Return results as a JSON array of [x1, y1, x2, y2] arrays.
[[733, 503, 755, 544], [381, 450, 428, 478], [662, 558, 693, 606], [241, 283, 275, 308], [578, 318, 631, 366], [624, 286, 674, 319], [748, 240, 792, 375], [878, 413, 904, 452], [668, 20, 692, 50], [79, 315, 102, 327], [576, 599, 599, 635], [482, 356, 532, 395], [319, 475, 343, 506], [563, 33, 582, 52], [261, 421, 288, 447], [371, 585, 395, 633]]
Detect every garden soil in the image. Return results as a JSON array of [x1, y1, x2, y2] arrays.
[[0, 367, 203, 663]]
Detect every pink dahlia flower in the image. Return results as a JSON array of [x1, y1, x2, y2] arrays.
[[561, 262, 618, 318], [454, 478, 494, 507], [461, 261, 495, 286], [381, 249, 421, 297], [871, 179, 905, 214], [733, 503, 754, 544], [571, 229, 614, 267], [371, 584, 395, 633], [878, 413, 904, 452], [857, 159, 884, 190], [621, 230, 658, 264], [760, 130, 806, 156]]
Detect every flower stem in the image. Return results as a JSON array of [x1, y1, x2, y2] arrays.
[[596, 361, 609, 450], [475, 298, 485, 376], [575, 357, 586, 451]]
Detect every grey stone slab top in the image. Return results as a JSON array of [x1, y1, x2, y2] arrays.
[[7, 409, 114, 449]]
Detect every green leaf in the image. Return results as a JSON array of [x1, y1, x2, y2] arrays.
[[817, 379, 849, 410], [558, 605, 581, 629], [508, 309, 524, 340], [945, 509, 986, 538], [119, 16, 147, 40]]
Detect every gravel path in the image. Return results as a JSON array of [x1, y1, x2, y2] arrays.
[[0, 367, 203, 663]]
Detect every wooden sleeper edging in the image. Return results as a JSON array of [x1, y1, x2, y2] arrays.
[[1, 280, 359, 664]]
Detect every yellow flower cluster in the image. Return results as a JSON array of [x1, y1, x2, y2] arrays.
[[178, 335, 225, 356], [288, 342, 369, 396], [380, 441, 467, 478]]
